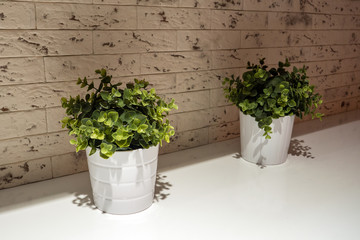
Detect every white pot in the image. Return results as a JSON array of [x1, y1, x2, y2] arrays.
[[240, 111, 295, 166], [85, 145, 159, 214]]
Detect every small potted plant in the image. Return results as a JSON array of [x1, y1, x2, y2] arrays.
[[223, 58, 323, 166], [61, 69, 177, 214]]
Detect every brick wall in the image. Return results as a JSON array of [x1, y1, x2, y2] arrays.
[[1, 0, 360, 189]]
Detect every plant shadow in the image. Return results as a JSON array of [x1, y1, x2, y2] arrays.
[[72, 173, 172, 211], [154, 174, 172, 202], [288, 139, 314, 159], [233, 138, 314, 168]]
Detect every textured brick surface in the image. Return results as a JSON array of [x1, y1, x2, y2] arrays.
[[36, 3, 137, 29], [0, 0, 359, 189], [0, 57, 45, 85], [0, 2, 36, 29], [94, 30, 177, 54], [0, 158, 52, 190], [51, 151, 88, 178], [137, 7, 211, 29], [0, 30, 92, 57], [0, 110, 47, 140]]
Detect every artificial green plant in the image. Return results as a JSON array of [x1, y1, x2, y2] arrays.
[[61, 69, 177, 159], [223, 58, 323, 139]]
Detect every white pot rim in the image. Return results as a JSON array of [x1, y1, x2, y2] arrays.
[[87, 144, 159, 153]]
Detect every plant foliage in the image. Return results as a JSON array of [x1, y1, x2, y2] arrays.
[[223, 58, 323, 139], [61, 69, 178, 159]]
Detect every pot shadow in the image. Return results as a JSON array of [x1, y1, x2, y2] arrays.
[[232, 152, 266, 169], [288, 139, 314, 159], [233, 138, 314, 168], [71, 173, 172, 211]]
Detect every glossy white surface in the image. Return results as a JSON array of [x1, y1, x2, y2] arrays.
[[240, 111, 295, 165], [86, 145, 159, 214], [0, 115, 359, 240]]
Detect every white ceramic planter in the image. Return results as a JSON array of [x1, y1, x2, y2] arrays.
[[240, 111, 295, 166], [85, 145, 159, 214]]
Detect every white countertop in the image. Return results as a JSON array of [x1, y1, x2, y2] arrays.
[[0, 114, 360, 240]]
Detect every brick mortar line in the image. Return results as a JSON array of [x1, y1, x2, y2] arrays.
[[1, 29, 360, 32], [2, 27, 360, 31], [0, 43, 359, 59], [3, 0, 360, 19], [7, 1, 360, 17]]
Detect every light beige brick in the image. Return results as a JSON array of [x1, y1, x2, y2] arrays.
[[290, 30, 360, 46], [166, 114, 178, 131], [180, 0, 242, 9], [160, 127, 208, 154], [175, 110, 209, 132], [243, 0, 300, 12], [305, 58, 360, 77], [211, 30, 242, 50], [51, 151, 88, 178], [0, 158, 52, 190], [0, 110, 47, 140], [209, 105, 239, 125], [0, 30, 92, 57], [322, 84, 360, 102], [0, 131, 73, 165], [93, 0, 135, 4], [309, 45, 360, 61], [241, 31, 291, 48], [167, 90, 209, 113], [131, 73, 177, 94], [310, 72, 358, 90], [47, 107, 66, 133], [0, 81, 85, 112], [241, 30, 360, 48], [301, 0, 360, 15], [0, 2, 35, 29], [137, 7, 211, 29], [210, 88, 229, 107], [347, 97, 360, 112], [209, 120, 240, 143], [212, 49, 268, 69], [141, 51, 211, 74], [136, 0, 179, 6], [268, 12, 313, 30], [313, 15, 360, 30], [211, 10, 268, 30], [36, 3, 136, 29], [175, 68, 241, 93], [319, 97, 359, 116], [267, 47, 311, 64], [24, 0, 92, 2], [94, 30, 176, 54], [177, 30, 212, 50], [177, 30, 241, 51], [0, 57, 44, 85], [45, 54, 140, 82]]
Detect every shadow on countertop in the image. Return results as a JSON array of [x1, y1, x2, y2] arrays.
[[0, 172, 172, 214], [288, 139, 314, 159]]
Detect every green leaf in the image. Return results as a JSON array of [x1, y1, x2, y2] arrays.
[[100, 69, 107, 77], [288, 100, 296, 107], [100, 92, 111, 101], [100, 142, 116, 156], [98, 111, 107, 122]]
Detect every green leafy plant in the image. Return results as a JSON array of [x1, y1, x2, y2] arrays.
[[61, 69, 178, 159], [223, 58, 323, 139]]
